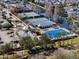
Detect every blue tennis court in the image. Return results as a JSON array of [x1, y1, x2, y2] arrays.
[[28, 18, 56, 28], [17, 12, 39, 18], [46, 29, 69, 39]]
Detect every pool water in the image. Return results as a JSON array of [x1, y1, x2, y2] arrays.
[[46, 29, 69, 39]]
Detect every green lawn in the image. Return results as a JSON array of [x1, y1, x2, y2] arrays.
[[53, 37, 79, 48]]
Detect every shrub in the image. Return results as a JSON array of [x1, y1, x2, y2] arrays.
[[47, 44, 52, 50], [29, 46, 42, 54]]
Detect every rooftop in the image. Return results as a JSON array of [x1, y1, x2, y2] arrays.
[[17, 12, 39, 18], [28, 17, 56, 28]]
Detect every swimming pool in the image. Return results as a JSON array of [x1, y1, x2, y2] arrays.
[[46, 29, 69, 39]]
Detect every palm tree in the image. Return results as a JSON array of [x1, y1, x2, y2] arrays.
[[67, 16, 77, 31], [20, 36, 38, 55], [60, 32, 66, 46], [0, 43, 11, 59], [60, 4, 67, 17], [9, 41, 15, 58], [0, 45, 5, 59], [40, 34, 51, 50], [20, 36, 33, 50], [31, 37, 39, 46], [5, 43, 12, 59], [67, 16, 73, 29]]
